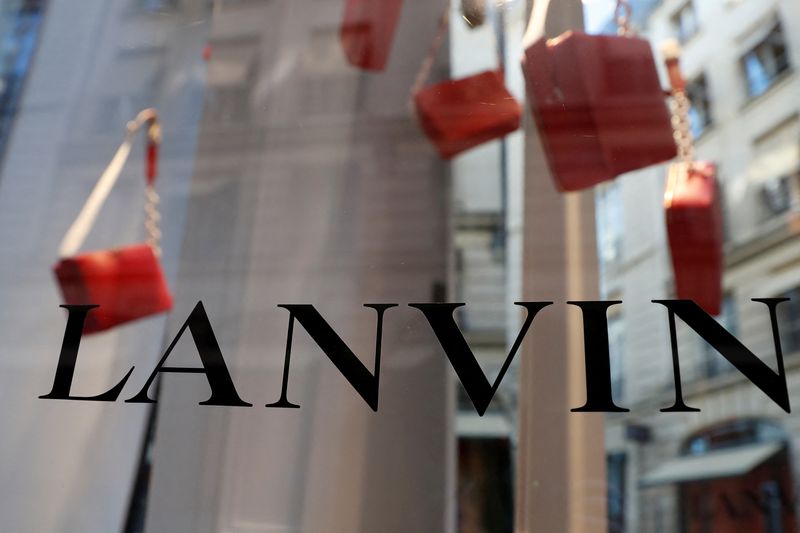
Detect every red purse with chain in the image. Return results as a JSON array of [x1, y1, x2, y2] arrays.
[[53, 109, 172, 334], [521, 0, 676, 191], [340, 0, 404, 71], [665, 162, 723, 315], [413, 12, 521, 159], [415, 70, 521, 159], [662, 43, 723, 315]]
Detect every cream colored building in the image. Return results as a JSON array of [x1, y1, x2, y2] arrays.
[[598, 0, 800, 531]]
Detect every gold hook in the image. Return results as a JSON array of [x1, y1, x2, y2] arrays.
[[615, 0, 633, 36]]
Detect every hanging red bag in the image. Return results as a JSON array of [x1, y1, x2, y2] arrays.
[[665, 162, 723, 315], [53, 109, 173, 334], [412, 10, 521, 159], [521, 0, 676, 192], [662, 42, 723, 315], [340, 0, 404, 71]]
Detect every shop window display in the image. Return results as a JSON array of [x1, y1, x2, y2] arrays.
[[0, 0, 797, 532]]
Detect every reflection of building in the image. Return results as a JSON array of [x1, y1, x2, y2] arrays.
[[137, 0, 453, 531], [0, 1, 211, 531], [0, 0, 453, 532], [596, 0, 800, 531], [447, 2, 525, 531], [0, 0, 44, 163]]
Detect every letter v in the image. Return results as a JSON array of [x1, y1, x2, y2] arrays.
[[409, 302, 551, 415]]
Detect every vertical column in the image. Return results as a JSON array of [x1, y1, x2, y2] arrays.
[[515, 1, 607, 531]]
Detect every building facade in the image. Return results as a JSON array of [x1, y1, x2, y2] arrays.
[[598, 0, 800, 531]]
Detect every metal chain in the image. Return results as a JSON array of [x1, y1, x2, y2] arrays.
[[615, 0, 633, 36], [410, 2, 505, 109], [127, 109, 163, 258], [410, 8, 450, 102], [670, 90, 695, 163], [145, 185, 162, 257], [662, 42, 696, 164]]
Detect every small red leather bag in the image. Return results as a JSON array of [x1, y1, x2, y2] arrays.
[[521, 0, 676, 191], [54, 109, 172, 334], [662, 44, 723, 315], [412, 11, 521, 159], [340, 0, 404, 71]]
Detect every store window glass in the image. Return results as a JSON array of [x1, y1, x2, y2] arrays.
[[1, 0, 800, 532]]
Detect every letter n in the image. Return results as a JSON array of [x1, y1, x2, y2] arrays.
[[654, 299, 790, 413], [266, 304, 397, 411]]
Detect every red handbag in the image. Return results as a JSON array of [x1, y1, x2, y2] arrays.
[[54, 109, 172, 334], [340, 0, 404, 71], [662, 43, 723, 315], [412, 11, 521, 159], [665, 162, 723, 315], [521, 0, 676, 191]]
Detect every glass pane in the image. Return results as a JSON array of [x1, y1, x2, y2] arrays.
[[0, 0, 796, 532]]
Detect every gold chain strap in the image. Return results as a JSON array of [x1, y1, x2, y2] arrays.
[[410, 8, 451, 106], [145, 185, 161, 257], [410, 2, 508, 110], [662, 40, 695, 164], [126, 109, 163, 258], [615, 0, 634, 36], [144, 117, 162, 257], [670, 90, 696, 163]]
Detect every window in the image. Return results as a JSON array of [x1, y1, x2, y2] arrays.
[[607, 453, 626, 533], [0, 0, 45, 166], [609, 314, 625, 401], [686, 74, 712, 138], [683, 419, 786, 455], [741, 23, 790, 99], [752, 116, 800, 223], [761, 174, 792, 216], [776, 286, 800, 354], [699, 294, 737, 378], [596, 182, 624, 266], [671, 2, 699, 43]]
